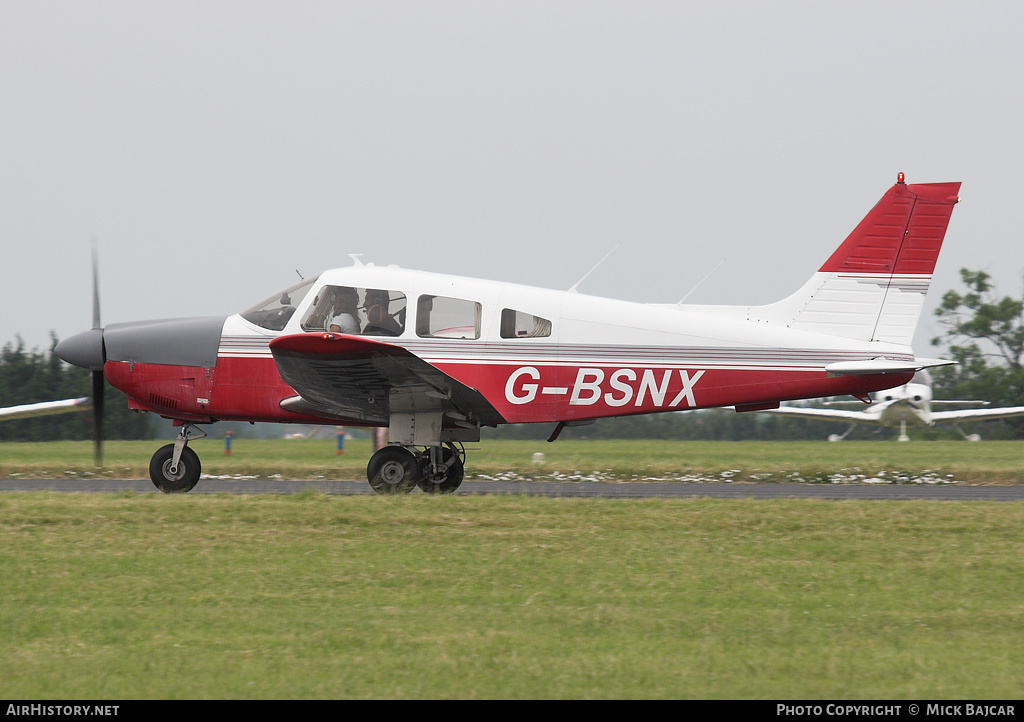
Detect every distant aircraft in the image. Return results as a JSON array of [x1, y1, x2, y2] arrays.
[[764, 370, 1024, 441], [48, 174, 960, 494]]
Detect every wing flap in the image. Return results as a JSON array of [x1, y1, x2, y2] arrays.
[[269, 333, 505, 427]]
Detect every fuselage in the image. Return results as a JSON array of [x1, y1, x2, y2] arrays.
[[873, 382, 934, 427], [96, 264, 915, 429]]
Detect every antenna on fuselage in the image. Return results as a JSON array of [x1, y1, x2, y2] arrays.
[[349, 254, 365, 268], [568, 243, 620, 294], [676, 258, 726, 307]]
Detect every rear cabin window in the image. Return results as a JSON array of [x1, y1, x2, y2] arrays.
[[416, 295, 481, 339], [500, 309, 552, 338], [301, 286, 407, 337]]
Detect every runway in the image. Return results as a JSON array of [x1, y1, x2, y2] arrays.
[[3, 478, 1024, 500]]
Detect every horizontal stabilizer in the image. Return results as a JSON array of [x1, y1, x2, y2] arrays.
[[824, 357, 954, 376]]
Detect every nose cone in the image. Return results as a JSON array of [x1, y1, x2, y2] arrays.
[[55, 328, 105, 370]]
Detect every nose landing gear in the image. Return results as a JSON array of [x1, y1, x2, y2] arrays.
[[149, 423, 207, 493]]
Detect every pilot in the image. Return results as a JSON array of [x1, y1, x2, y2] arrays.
[[362, 289, 402, 336], [329, 287, 361, 334]]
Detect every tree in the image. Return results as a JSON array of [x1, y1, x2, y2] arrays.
[[931, 269, 1024, 438], [934, 269, 1024, 369]]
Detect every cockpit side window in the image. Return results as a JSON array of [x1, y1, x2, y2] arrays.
[[301, 286, 407, 337], [500, 309, 552, 338], [416, 295, 481, 339], [362, 289, 407, 336], [241, 277, 318, 332]]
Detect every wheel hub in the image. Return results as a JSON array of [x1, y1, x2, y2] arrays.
[[379, 460, 408, 484], [161, 459, 187, 481]]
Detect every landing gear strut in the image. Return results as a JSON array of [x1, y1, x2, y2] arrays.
[[149, 423, 207, 493], [417, 443, 465, 494], [366, 442, 465, 495], [828, 424, 855, 442], [953, 423, 981, 442]]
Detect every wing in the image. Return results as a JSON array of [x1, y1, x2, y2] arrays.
[[269, 333, 505, 428], [930, 406, 1024, 424], [0, 397, 93, 422], [765, 405, 879, 424]]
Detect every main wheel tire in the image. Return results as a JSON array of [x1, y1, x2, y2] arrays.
[[149, 444, 201, 493], [417, 448, 464, 494], [366, 446, 420, 494]]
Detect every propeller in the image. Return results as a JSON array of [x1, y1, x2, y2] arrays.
[[54, 244, 108, 467], [90, 244, 104, 468], [91, 363, 104, 467]]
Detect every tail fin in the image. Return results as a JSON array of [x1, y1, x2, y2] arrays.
[[753, 175, 961, 344]]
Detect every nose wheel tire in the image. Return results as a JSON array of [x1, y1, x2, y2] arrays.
[[367, 446, 420, 494], [149, 444, 202, 493]]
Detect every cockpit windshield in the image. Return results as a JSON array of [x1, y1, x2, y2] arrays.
[[241, 276, 319, 331]]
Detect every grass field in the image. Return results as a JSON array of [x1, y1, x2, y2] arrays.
[[2, 439, 1023, 699], [1, 491, 1022, 699], [2, 437, 1024, 484]]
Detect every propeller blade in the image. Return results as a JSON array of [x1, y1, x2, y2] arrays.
[[91, 243, 101, 330], [92, 369, 104, 467], [91, 243, 104, 467]]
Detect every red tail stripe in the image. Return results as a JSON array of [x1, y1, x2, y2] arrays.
[[818, 181, 960, 275]]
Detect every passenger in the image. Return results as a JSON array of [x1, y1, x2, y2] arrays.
[[328, 287, 361, 334], [362, 289, 402, 336]]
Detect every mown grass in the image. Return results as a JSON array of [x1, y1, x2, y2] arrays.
[[2, 438, 1023, 483], [0, 492, 1021, 699]]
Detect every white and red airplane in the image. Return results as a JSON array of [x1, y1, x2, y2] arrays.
[[765, 369, 1024, 441], [49, 174, 960, 494]]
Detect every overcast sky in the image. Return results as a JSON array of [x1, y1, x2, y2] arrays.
[[2, 1, 1021, 355]]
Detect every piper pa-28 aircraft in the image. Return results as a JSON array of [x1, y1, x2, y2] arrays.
[[765, 369, 1024, 441], [53, 174, 961, 494]]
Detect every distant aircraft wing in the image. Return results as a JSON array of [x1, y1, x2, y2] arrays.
[[764, 405, 879, 424], [0, 397, 93, 422], [929, 406, 1024, 424], [269, 333, 505, 428], [929, 400, 990, 408]]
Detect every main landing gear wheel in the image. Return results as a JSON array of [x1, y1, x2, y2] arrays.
[[417, 445, 465, 494], [149, 444, 202, 493], [367, 446, 420, 494]]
